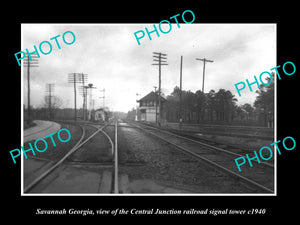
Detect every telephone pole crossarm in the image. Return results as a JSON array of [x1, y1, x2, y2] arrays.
[[195, 57, 214, 93]]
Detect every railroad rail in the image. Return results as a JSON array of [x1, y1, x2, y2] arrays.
[[137, 122, 274, 168], [24, 119, 274, 194], [128, 121, 274, 193], [24, 121, 117, 193], [147, 122, 274, 140]]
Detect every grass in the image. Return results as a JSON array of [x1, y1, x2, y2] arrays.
[[24, 121, 37, 130], [23, 123, 83, 161]]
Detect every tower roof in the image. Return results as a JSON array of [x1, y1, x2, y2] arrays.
[[138, 91, 166, 102]]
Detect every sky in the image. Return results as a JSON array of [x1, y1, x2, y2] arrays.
[[21, 23, 276, 112]]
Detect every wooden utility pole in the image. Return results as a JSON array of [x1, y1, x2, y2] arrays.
[[82, 86, 89, 120], [23, 54, 38, 125], [87, 83, 96, 120], [45, 84, 55, 120], [27, 60, 31, 123], [154, 86, 157, 124], [99, 88, 105, 108], [68, 73, 80, 121], [196, 58, 214, 93], [69, 73, 78, 121], [68, 72, 88, 121], [74, 79, 77, 120], [152, 52, 168, 126], [80, 73, 88, 120], [135, 93, 140, 121]]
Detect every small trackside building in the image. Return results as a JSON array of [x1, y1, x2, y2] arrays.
[[137, 91, 166, 122]]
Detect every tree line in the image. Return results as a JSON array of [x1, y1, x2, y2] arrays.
[[127, 77, 274, 127], [164, 82, 273, 127]]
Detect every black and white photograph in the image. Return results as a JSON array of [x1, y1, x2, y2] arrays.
[[4, 5, 298, 220], [21, 23, 276, 195]]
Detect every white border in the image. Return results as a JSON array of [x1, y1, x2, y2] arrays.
[[21, 23, 277, 196], [21, 24, 24, 195]]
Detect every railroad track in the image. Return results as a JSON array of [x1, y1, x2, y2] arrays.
[[155, 122, 274, 140], [128, 121, 274, 193], [139, 122, 274, 167], [24, 119, 274, 194], [24, 120, 118, 194]]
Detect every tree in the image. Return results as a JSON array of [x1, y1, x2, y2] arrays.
[[165, 86, 180, 122], [241, 103, 254, 120], [206, 90, 216, 121], [234, 105, 244, 121], [195, 90, 206, 122], [212, 89, 237, 122], [165, 87, 240, 124], [126, 108, 136, 120], [43, 96, 63, 120], [182, 90, 197, 122], [254, 73, 274, 126]]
